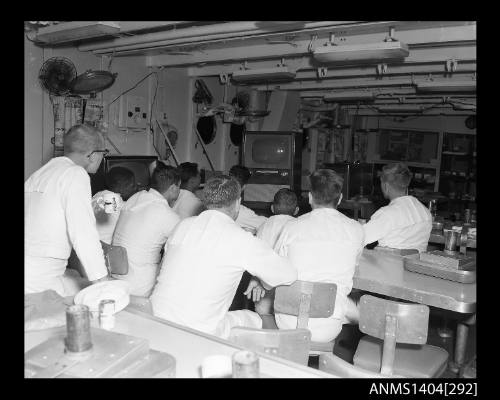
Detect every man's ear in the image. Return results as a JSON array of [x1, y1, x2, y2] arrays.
[[242, 184, 247, 193], [270, 204, 275, 214], [293, 206, 299, 216], [337, 192, 343, 206], [308, 192, 313, 205]]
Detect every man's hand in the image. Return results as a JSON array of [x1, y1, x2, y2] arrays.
[[243, 278, 266, 302]]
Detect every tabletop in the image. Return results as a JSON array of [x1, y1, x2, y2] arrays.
[[25, 308, 333, 379], [353, 249, 476, 313]]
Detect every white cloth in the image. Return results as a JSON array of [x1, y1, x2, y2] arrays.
[[172, 188, 204, 220], [111, 189, 180, 296], [274, 208, 364, 342], [74, 280, 131, 314], [256, 214, 296, 250], [363, 195, 432, 253], [25, 157, 108, 296], [150, 209, 297, 337], [91, 190, 123, 244], [236, 204, 267, 231]]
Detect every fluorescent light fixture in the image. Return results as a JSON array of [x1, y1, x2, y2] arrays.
[[323, 91, 375, 102], [35, 21, 120, 44], [231, 67, 296, 83], [377, 105, 423, 113], [416, 80, 476, 93], [313, 41, 409, 63]]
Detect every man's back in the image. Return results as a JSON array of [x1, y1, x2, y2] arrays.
[[25, 156, 107, 295], [274, 208, 364, 342], [172, 188, 204, 219], [112, 189, 180, 296], [363, 195, 432, 252], [151, 209, 294, 335], [257, 214, 295, 250]]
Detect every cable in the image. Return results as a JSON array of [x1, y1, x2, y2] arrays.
[[107, 71, 157, 108], [149, 72, 159, 137]]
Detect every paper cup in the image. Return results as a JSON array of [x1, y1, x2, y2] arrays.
[[201, 355, 232, 378]]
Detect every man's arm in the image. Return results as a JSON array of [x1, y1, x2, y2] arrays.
[[63, 169, 109, 282], [362, 208, 394, 246], [243, 234, 297, 289]]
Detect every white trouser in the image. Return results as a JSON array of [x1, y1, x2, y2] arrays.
[[215, 310, 263, 339], [25, 255, 90, 296], [275, 296, 359, 343]]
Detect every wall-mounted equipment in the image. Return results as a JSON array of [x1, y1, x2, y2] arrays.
[[313, 41, 409, 64], [34, 21, 120, 44], [119, 95, 148, 129], [231, 66, 296, 84], [242, 131, 302, 210], [323, 91, 375, 102], [416, 80, 476, 93]]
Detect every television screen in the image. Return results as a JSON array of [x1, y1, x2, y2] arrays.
[[90, 156, 158, 195], [244, 133, 293, 169], [107, 160, 152, 191]]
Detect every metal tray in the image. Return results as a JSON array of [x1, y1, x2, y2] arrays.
[[403, 253, 476, 284]]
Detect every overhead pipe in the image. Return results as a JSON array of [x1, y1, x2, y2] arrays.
[[79, 21, 366, 53]]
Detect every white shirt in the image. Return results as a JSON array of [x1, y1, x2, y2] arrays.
[[236, 204, 267, 232], [112, 188, 180, 296], [256, 214, 296, 250], [150, 210, 297, 336], [25, 157, 108, 295], [363, 195, 432, 252], [274, 208, 364, 341], [172, 188, 204, 220], [91, 190, 123, 245]]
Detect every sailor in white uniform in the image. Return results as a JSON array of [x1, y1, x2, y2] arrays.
[[363, 163, 432, 252], [25, 124, 110, 296]]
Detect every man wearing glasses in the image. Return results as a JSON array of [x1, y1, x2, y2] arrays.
[[25, 124, 110, 296]]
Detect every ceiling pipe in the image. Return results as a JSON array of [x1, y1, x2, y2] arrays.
[[78, 21, 365, 53]]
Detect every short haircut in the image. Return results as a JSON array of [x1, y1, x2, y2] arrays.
[[63, 124, 104, 155], [151, 162, 181, 193], [229, 165, 251, 187], [380, 163, 412, 191], [273, 188, 298, 216], [178, 162, 200, 185], [309, 169, 343, 206], [202, 175, 241, 209], [106, 167, 135, 194]]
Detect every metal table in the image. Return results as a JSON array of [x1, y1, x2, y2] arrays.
[[353, 249, 476, 373], [25, 308, 333, 378], [429, 233, 476, 249]]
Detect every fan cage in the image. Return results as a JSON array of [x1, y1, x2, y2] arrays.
[[39, 57, 77, 96]]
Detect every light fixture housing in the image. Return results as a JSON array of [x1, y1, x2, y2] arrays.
[[231, 66, 296, 84], [323, 91, 375, 102], [35, 21, 120, 44], [313, 41, 409, 64], [416, 80, 476, 93]]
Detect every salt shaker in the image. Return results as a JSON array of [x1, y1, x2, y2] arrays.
[[99, 299, 116, 330]]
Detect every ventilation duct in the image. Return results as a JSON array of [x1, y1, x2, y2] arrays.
[[323, 91, 375, 102], [416, 80, 476, 93]]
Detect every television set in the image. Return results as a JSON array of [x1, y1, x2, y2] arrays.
[[90, 155, 158, 196], [323, 162, 374, 200], [242, 131, 302, 208]]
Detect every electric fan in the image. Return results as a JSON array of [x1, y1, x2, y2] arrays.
[[38, 57, 77, 96]]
